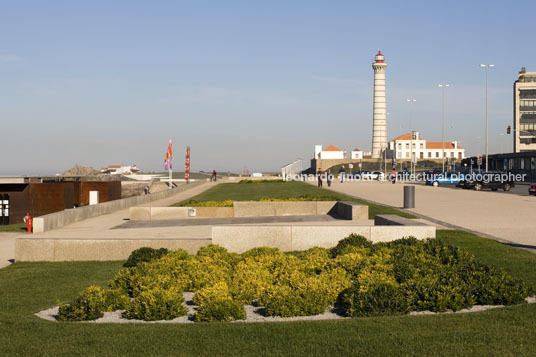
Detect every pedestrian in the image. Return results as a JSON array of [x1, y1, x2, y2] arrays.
[[390, 168, 397, 184], [327, 169, 332, 187], [211, 170, 217, 182], [339, 166, 346, 183], [317, 169, 323, 187]]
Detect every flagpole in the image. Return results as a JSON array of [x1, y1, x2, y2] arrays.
[[169, 139, 172, 189]]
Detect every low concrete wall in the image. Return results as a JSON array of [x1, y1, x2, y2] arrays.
[[15, 238, 211, 261], [33, 180, 206, 232], [212, 223, 435, 253], [374, 214, 426, 226], [233, 201, 337, 217], [336, 201, 369, 220], [195, 207, 234, 218], [129, 206, 233, 220]]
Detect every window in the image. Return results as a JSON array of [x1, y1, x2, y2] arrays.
[[428, 152, 432, 158], [451, 152, 454, 158], [412, 143, 416, 149], [406, 152, 410, 158], [398, 143, 402, 148], [406, 143, 409, 149], [458, 152, 462, 159], [436, 152, 439, 158], [420, 143, 424, 149], [420, 152, 424, 159]]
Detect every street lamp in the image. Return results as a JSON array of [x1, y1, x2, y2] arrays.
[[407, 98, 416, 175], [438, 84, 450, 172], [480, 64, 494, 171]]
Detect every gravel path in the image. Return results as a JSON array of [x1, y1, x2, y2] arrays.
[[35, 293, 536, 323]]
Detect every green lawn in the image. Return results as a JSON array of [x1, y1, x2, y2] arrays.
[[172, 181, 416, 219], [0, 223, 26, 232], [1, 230, 535, 356]]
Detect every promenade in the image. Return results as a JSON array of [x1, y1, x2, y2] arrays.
[[326, 180, 536, 248]]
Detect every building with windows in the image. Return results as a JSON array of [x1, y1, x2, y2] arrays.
[[388, 132, 464, 162], [514, 67, 536, 152]]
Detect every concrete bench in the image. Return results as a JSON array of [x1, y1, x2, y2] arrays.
[[336, 201, 369, 220]]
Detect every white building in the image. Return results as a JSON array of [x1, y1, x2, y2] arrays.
[[100, 165, 140, 175], [314, 145, 345, 159], [514, 67, 536, 152], [388, 132, 465, 161], [351, 149, 363, 160]]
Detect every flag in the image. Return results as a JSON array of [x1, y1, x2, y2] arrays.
[[164, 140, 173, 170]]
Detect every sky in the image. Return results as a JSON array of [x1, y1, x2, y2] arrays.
[[1, 0, 535, 175]]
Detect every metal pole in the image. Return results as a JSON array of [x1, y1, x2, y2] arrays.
[[442, 86, 445, 172], [485, 66, 488, 172]]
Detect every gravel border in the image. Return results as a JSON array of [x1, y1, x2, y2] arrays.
[[35, 293, 536, 323]]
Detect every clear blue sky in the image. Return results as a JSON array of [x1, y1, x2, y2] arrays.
[[1, 0, 535, 174]]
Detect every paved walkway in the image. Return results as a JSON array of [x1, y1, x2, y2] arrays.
[[1, 181, 218, 268], [325, 180, 536, 248]]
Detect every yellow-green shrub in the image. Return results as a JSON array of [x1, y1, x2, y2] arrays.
[[124, 287, 188, 321], [194, 299, 246, 322], [193, 281, 232, 306], [58, 286, 106, 321]]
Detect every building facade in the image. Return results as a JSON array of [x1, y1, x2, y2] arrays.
[[514, 67, 536, 152], [388, 132, 465, 161]]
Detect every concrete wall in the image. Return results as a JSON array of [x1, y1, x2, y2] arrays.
[[233, 201, 337, 217], [15, 238, 211, 261], [128, 201, 367, 221], [33, 180, 205, 233], [212, 223, 435, 253]]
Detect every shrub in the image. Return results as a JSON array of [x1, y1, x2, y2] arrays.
[[339, 283, 408, 317], [263, 284, 331, 317], [179, 200, 234, 207], [330, 234, 373, 257], [103, 288, 130, 311], [124, 247, 169, 268], [193, 281, 232, 306], [124, 287, 188, 321], [57, 286, 106, 321], [197, 245, 238, 265], [194, 299, 246, 322]]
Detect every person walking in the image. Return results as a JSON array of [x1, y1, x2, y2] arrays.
[[211, 170, 217, 182], [317, 169, 323, 187], [327, 169, 332, 187], [390, 168, 397, 184], [339, 166, 346, 183]]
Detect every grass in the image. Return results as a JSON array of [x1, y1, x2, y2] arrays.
[[1, 230, 536, 356], [171, 181, 416, 219], [0, 223, 26, 232]]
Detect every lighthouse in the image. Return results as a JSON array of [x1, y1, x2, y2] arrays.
[[371, 50, 387, 159]]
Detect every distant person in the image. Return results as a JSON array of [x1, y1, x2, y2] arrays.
[[339, 166, 346, 183], [211, 170, 217, 182], [327, 169, 332, 187], [390, 169, 397, 184], [317, 169, 323, 187]]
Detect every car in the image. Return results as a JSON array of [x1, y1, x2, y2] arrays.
[[350, 170, 385, 181], [425, 172, 465, 187], [529, 183, 536, 196], [457, 171, 515, 191]]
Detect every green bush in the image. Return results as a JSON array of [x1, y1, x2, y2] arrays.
[[339, 283, 408, 317], [124, 287, 188, 321], [329, 234, 374, 257], [124, 247, 169, 268], [263, 284, 331, 317], [60, 234, 534, 322], [194, 299, 246, 322], [58, 286, 106, 321]]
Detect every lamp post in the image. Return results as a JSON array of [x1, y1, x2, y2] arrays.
[[407, 98, 416, 175], [480, 64, 494, 171], [438, 84, 450, 172]]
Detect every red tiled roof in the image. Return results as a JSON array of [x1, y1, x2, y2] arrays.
[[352, 148, 361, 151], [323, 145, 342, 152], [391, 133, 415, 141], [426, 142, 462, 149]]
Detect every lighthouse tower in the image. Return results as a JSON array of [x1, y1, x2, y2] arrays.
[[371, 50, 387, 159]]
